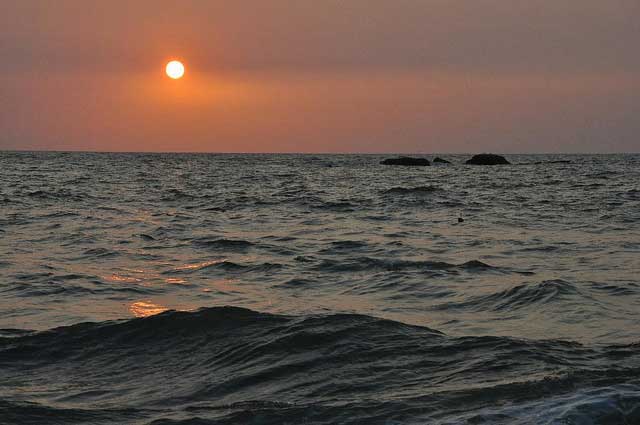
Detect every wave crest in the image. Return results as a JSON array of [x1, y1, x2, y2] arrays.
[[1, 306, 639, 424]]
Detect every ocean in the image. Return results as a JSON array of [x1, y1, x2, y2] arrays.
[[0, 152, 639, 424]]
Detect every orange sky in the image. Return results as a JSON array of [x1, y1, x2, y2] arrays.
[[1, 1, 639, 153]]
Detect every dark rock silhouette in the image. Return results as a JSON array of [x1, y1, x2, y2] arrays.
[[380, 157, 430, 166], [466, 154, 510, 165], [433, 157, 451, 164]]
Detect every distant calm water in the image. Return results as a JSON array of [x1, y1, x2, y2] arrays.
[[1, 152, 639, 424]]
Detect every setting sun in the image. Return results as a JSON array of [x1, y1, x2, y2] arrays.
[[166, 60, 185, 79]]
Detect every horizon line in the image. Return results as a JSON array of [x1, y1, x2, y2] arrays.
[[1, 149, 638, 156]]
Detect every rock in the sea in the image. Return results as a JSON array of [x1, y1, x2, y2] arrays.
[[465, 154, 510, 165], [380, 157, 431, 166], [433, 157, 451, 164]]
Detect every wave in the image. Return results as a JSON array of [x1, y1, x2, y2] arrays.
[[434, 279, 579, 312], [274, 278, 318, 288], [4, 279, 160, 298], [1, 307, 638, 424], [0, 400, 143, 425], [165, 260, 284, 275], [319, 240, 369, 254], [294, 198, 359, 212], [313, 257, 497, 273], [77, 247, 121, 259], [316, 201, 358, 212], [382, 185, 444, 195], [160, 188, 201, 201], [38, 211, 81, 219], [0, 329, 34, 338], [623, 189, 640, 200], [590, 281, 639, 297], [192, 237, 255, 251], [26, 189, 94, 202]]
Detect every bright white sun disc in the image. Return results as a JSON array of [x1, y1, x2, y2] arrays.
[[166, 60, 185, 79]]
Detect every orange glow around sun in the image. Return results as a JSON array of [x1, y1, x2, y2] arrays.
[[166, 60, 185, 79]]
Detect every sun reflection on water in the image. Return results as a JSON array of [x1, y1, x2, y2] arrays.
[[129, 301, 168, 318], [165, 278, 187, 285], [173, 259, 227, 271], [103, 274, 142, 283]]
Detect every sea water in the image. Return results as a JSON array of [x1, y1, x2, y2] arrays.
[[1, 152, 639, 424]]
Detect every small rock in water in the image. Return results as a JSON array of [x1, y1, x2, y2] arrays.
[[465, 154, 510, 165], [433, 157, 451, 164]]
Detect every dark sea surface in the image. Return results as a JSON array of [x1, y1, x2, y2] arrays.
[[0, 152, 639, 424]]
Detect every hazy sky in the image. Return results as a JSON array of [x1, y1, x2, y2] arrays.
[[1, 0, 639, 153]]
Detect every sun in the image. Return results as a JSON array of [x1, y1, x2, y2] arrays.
[[166, 60, 185, 79]]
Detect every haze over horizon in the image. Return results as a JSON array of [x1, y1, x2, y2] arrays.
[[2, 1, 639, 153]]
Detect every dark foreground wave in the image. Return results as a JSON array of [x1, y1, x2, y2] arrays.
[[1, 307, 639, 425]]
